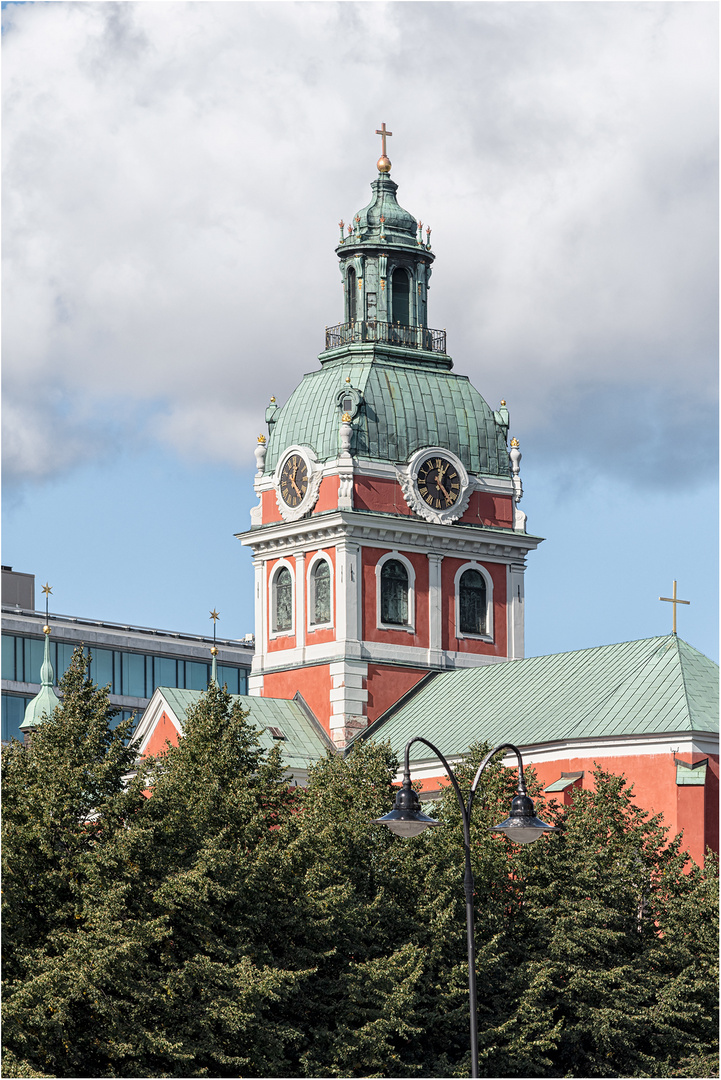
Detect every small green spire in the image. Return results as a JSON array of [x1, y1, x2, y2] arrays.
[[20, 594, 61, 734]]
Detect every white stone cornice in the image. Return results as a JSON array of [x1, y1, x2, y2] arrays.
[[401, 730, 719, 784], [237, 510, 542, 560]]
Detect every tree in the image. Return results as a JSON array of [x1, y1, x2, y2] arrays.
[[4, 667, 717, 1078], [2, 652, 306, 1078]]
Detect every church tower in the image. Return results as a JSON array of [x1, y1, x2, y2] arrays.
[[238, 129, 542, 748]]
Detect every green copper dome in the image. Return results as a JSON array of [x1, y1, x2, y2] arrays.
[[264, 355, 510, 478], [348, 173, 418, 247]]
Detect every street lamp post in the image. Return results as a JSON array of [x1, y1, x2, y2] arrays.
[[374, 737, 559, 1079]]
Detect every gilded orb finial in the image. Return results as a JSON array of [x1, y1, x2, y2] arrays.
[[375, 122, 392, 173], [270, 396, 276, 404], [501, 399, 506, 407], [43, 625, 51, 635], [345, 375, 351, 383]]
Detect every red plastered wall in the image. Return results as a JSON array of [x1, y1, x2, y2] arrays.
[[354, 475, 413, 515], [366, 663, 429, 722], [261, 664, 332, 732], [314, 474, 340, 514], [261, 489, 283, 524], [143, 710, 181, 757], [460, 491, 514, 528], [414, 751, 718, 864]]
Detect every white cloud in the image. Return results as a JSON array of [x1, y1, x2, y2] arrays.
[[3, 1, 717, 489]]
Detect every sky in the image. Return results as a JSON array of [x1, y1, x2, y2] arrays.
[[2, 1, 718, 661]]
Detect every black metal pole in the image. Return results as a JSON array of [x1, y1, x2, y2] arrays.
[[463, 821, 479, 1078], [402, 738, 529, 1080]]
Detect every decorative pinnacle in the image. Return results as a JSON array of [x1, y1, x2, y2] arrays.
[[341, 412, 352, 423], [257, 434, 266, 443], [210, 609, 220, 622], [42, 583, 53, 596], [375, 121, 392, 172], [43, 625, 51, 635], [510, 437, 520, 448], [501, 399, 506, 407], [210, 646, 218, 656], [345, 375, 351, 383]]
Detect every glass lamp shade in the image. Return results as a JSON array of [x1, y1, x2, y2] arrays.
[[490, 792, 559, 844], [374, 807, 443, 837]]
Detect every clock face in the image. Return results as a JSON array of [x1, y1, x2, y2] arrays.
[[417, 456, 462, 510], [279, 454, 308, 507]]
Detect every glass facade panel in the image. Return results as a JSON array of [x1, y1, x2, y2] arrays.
[[90, 647, 114, 689], [155, 656, 177, 689], [459, 569, 487, 635], [275, 568, 293, 631], [1, 694, 31, 743], [24, 638, 46, 685], [311, 561, 331, 625], [186, 661, 209, 691], [3, 634, 248, 704], [381, 560, 409, 625], [2, 634, 16, 680], [55, 642, 77, 681], [122, 652, 146, 698], [218, 665, 240, 694]]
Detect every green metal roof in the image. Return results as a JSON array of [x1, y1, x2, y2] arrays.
[[362, 635, 719, 762], [265, 356, 510, 476], [156, 688, 332, 773]]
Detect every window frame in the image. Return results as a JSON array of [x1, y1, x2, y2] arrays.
[[307, 552, 334, 631], [375, 551, 416, 633], [454, 562, 494, 642], [270, 559, 295, 637]]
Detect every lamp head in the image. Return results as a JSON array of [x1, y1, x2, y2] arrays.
[[374, 778, 443, 837], [491, 791, 559, 844]]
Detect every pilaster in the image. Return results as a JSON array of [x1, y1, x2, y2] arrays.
[[428, 552, 444, 665], [507, 561, 526, 660], [329, 658, 369, 748], [294, 551, 306, 653]]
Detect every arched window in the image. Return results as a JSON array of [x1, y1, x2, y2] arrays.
[[274, 567, 293, 632], [310, 559, 331, 625], [459, 569, 487, 635], [347, 267, 357, 322], [381, 559, 409, 626], [391, 268, 410, 326]]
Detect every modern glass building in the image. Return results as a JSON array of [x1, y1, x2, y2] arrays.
[[1, 569, 254, 744]]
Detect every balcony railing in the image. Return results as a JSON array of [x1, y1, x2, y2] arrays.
[[324, 321, 447, 354]]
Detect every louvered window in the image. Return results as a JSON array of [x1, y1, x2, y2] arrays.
[[347, 267, 357, 322], [381, 559, 409, 625], [459, 569, 487, 635], [275, 567, 293, 632], [391, 268, 410, 325]]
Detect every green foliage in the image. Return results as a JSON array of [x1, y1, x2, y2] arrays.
[[3, 664, 718, 1078]]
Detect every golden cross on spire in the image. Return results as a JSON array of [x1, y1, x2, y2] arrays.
[[659, 580, 690, 635], [375, 122, 392, 157]]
